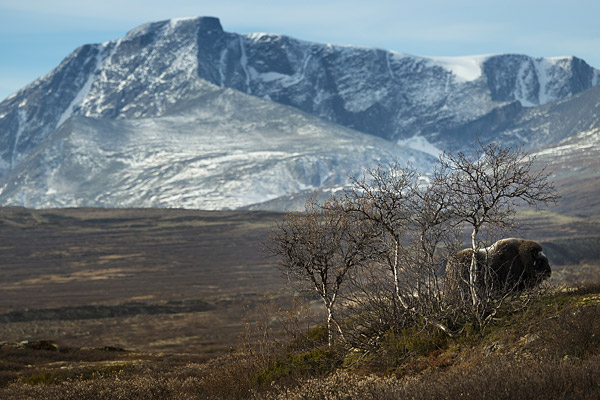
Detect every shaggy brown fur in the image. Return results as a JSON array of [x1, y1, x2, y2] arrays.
[[446, 238, 551, 294]]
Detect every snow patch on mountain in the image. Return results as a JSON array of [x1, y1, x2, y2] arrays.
[[534, 57, 568, 105], [532, 127, 600, 157], [344, 88, 389, 113], [397, 135, 442, 158], [10, 109, 27, 169], [169, 16, 199, 28], [427, 54, 490, 82], [239, 37, 252, 94], [513, 60, 538, 106]]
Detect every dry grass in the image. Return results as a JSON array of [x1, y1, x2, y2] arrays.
[[254, 355, 600, 400], [0, 207, 290, 355], [3, 284, 600, 399], [4, 347, 599, 399]]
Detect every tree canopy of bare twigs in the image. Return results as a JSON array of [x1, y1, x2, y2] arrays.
[[337, 163, 462, 338], [438, 140, 558, 329], [270, 140, 558, 345], [268, 197, 373, 346]]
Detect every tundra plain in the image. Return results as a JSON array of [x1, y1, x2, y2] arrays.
[[1, 206, 599, 355]]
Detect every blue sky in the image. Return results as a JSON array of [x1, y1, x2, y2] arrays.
[[1, 0, 599, 101]]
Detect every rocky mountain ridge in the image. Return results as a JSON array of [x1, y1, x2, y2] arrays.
[[2, 17, 599, 176], [0, 16, 598, 210]]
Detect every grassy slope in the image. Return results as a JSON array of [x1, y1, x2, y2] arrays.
[[2, 285, 600, 399]]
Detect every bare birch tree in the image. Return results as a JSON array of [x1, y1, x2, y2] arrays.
[[268, 197, 372, 346], [341, 164, 415, 310], [340, 163, 462, 337], [439, 140, 558, 328]]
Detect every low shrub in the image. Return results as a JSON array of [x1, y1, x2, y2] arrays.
[[257, 354, 600, 400], [256, 346, 340, 385], [21, 364, 129, 385]]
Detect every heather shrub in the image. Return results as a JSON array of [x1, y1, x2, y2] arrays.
[[256, 346, 340, 385], [254, 355, 600, 400]]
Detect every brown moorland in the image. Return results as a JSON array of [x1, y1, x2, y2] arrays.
[[0, 207, 290, 355], [0, 206, 599, 398], [1, 207, 599, 353]]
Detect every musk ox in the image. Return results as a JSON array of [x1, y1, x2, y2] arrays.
[[446, 238, 551, 295]]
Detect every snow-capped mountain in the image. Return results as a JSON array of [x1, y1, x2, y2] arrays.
[[1, 17, 599, 178], [0, 16, 598, 210], [0, 82, 433, 209]]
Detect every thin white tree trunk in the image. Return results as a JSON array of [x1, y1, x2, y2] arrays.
[[326, 307, 333, 347], [470, 227, 480, 307], [393, 241, 408, 309]]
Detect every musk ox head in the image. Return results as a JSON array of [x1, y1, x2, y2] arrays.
[[446, 238, 551, 295]]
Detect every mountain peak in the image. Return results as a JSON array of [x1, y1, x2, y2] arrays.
[[187, 16, 223, 33], [123, 16, 223, 40]]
